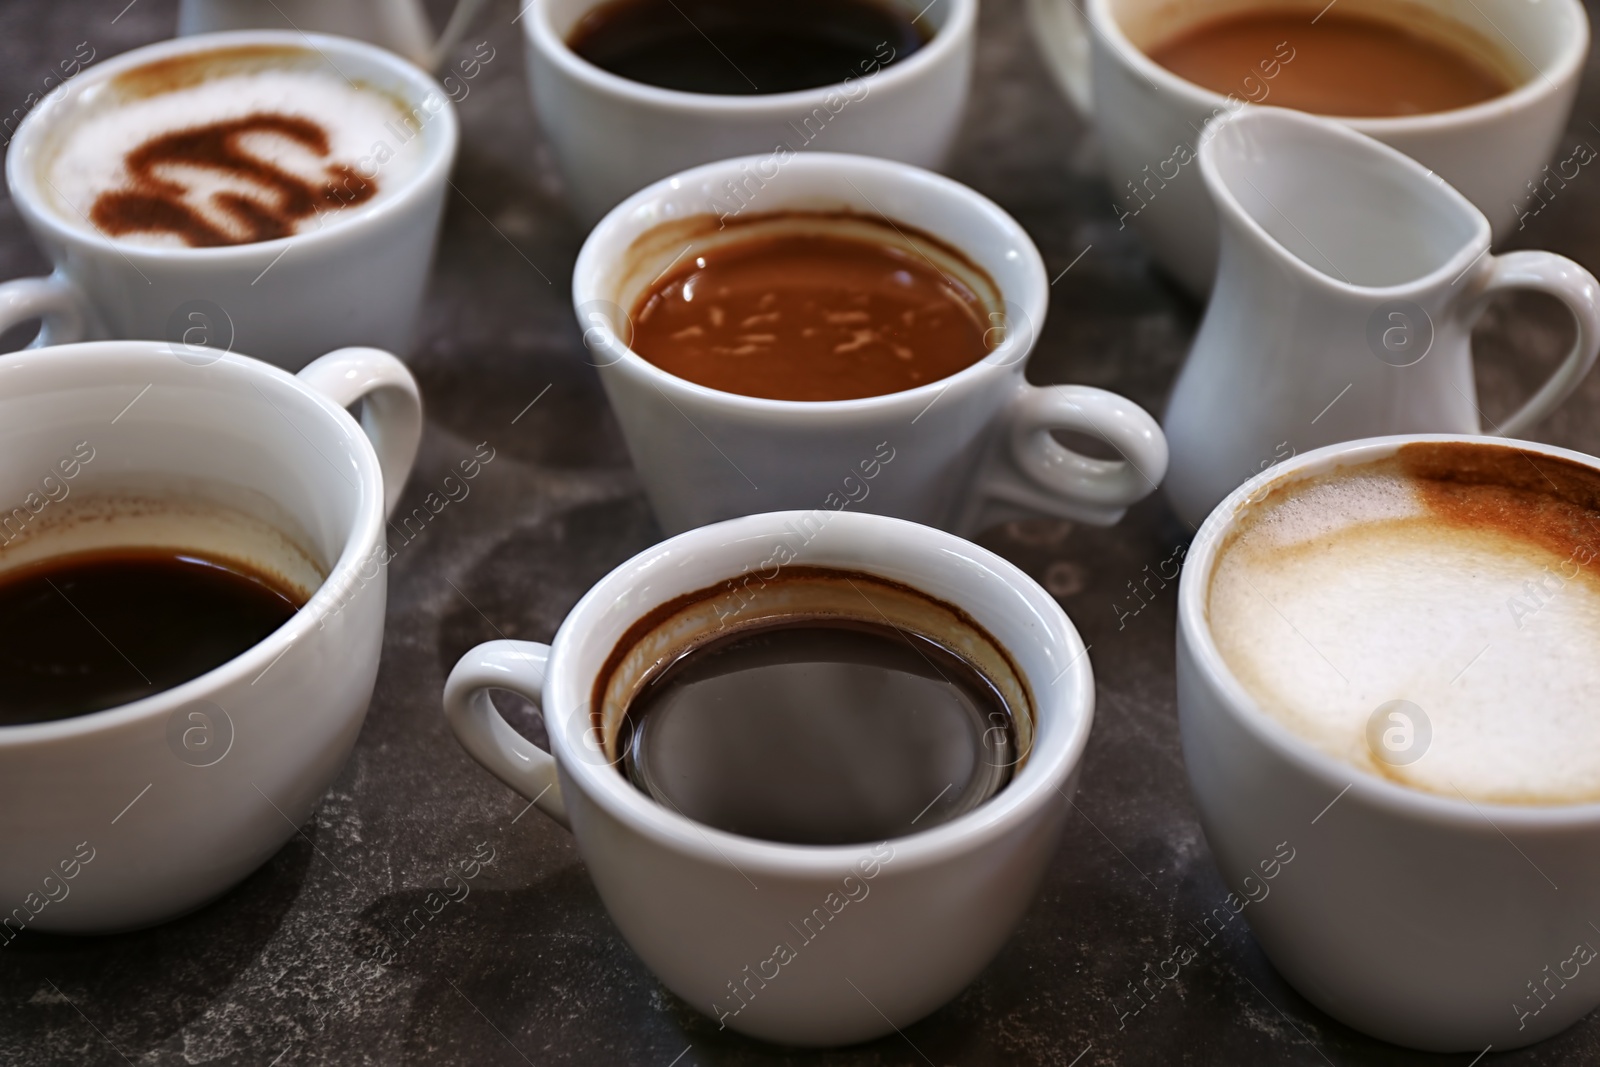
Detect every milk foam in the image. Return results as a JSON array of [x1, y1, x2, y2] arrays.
[[45, 68, 427, 247], [1209, 469, 1600, 805]]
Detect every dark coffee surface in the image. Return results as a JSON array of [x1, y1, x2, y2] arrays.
[[1147, 9, 1513, 117], [0, 548, 301, 725], [8, 1, 1600, 1065], [619, 618, 1014, 844], [567, 0, 925, 95], [630, 228, 990, 400]]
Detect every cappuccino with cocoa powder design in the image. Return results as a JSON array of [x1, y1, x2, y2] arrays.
[[41, 46, 430, 248]]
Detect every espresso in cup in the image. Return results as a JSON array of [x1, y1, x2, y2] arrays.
[[568, 0, 928, 94], [0, 341, 420, 933], [444, 508, 1090, 1045], [628, 213, 993, 401], [1208, 440, 1600, 805], [594, 566, 1030, 844], [1147, 6, 1516, 117], [525, 0, 973, 223], [42, 45, 429, 247], [0, 491, 322, 725], [576, 152, 1166, 534]]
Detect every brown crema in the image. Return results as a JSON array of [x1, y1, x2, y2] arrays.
[[1394, 441, 1600, 576], [1148, 9, 1515, 117], [628, 221, 993, 402], [1220, 441, 1600, 573], [89, 112, 376, 247]]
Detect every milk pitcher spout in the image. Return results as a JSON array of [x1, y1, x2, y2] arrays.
[[1162, 106, 1600, 529]]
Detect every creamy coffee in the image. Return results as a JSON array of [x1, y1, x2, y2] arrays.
[[1148, 8, 1515, 118], [1208, 442, 1600, 805], [42, 46, 429, 247]]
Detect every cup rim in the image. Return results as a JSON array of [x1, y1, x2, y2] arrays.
[[571, 150, 1049, 416], [5, 29, 460, 262], [0, 340, 385, 746], [1085, 0, 1590, 132], [1198, 106, 1492, 297], [1178, 432, 1600, 827], [525, 0, 976, 111], [543, 509, 1096, 873]]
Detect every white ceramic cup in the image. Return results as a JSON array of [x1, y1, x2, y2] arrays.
[[1025, 0, 1590, 295], [2, 30, 458, 370], [523, 0, 975, 224], [1178, 433, 1600, 1051], [443, 509, 1094, 1045], [572, 151, 1169, 537], [1162, 106, 1600, 529], [0, 340, 421, 934]]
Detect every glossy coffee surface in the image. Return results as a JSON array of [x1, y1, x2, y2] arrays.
[[618, 617, 1016, 844], [0, 547, 302, 725], [629, 223, 992, 401], [1148, 9, 1514, 117], [567, 0, 926, 95]]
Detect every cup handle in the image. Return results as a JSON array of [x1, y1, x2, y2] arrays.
[[1024, 0, 1093, 114], [0, 274, 88, 348], [295, 347, 423, 519], [443, 640, 570, 829], [1477, 251, 1600, 438], [959, 382, 1167, 534]]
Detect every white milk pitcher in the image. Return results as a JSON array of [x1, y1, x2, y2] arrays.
[[177, 0, 486, 71], [1163, 107, 1600, 529]]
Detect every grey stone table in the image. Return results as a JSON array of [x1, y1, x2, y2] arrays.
[[4, 0, 1600, 1063]]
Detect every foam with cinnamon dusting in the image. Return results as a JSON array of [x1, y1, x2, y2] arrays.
[[45, 67, 423, 247], [1207, 442, 1600, 806]]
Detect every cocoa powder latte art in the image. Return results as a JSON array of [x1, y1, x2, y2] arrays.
[[41, 46, 430, 248]]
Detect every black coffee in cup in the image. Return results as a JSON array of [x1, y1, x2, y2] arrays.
[[567, 0, 928, 95], [0, 493, 322, 726], [0, 548, 301, 725], [593, 567, 1031, 845]]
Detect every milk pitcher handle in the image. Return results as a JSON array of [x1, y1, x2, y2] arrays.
[[443, 640, 570, 829], [1477, 251, 1600, 437], [959, 382, 1167, 534], [0, 273, 88, 348]]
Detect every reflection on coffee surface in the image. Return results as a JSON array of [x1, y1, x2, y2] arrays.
[[594, 567, 1032, 844], [1148, 8, 1515, 117], [630, 217, 993, 401], [1208, 442, 1600, 804], [46, 47, 427, 247], [567, 0, 926, 95], [0, 547, 302, 725]]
